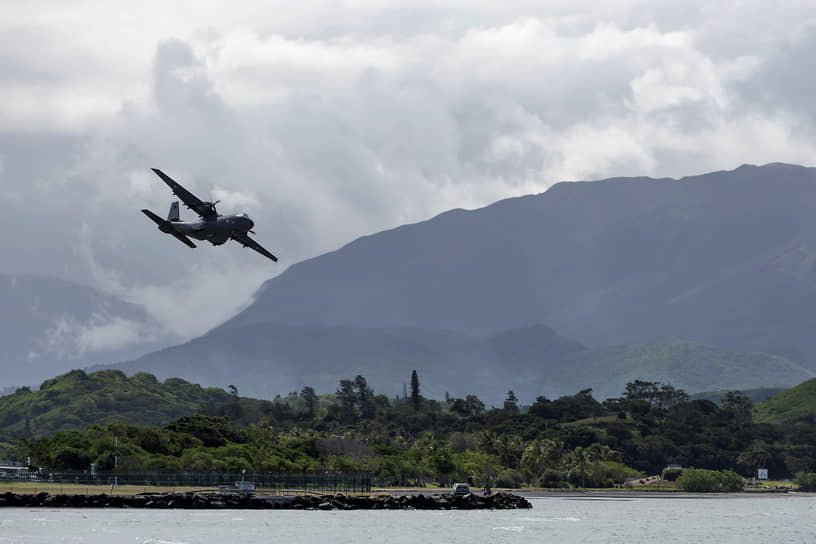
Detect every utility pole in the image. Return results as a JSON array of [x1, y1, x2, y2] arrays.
[[113, 425, 119, 491]]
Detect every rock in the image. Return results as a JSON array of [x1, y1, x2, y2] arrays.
[[0, 491, 532, 510]]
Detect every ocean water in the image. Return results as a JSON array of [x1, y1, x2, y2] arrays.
[[0, 495, 814, 543]]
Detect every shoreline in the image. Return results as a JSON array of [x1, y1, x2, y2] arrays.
[[376, 488, 810, 499]]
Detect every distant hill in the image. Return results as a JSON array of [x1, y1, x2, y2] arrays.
[[0, 369, 237, 436], [689, 387, 787, 405], [105, 324, 814, 403], [753, 378, 816, 424], [0, 274, 179, 388], [559, 339, 812, 399], [215, 163, 816, 370], [107, 325, 483, 401]]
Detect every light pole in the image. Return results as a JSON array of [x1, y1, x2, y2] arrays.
[[113, 427, 119, 491]]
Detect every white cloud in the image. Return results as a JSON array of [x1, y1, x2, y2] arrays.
[[44, 314, 151, 358], [211, 187, 259, 211]]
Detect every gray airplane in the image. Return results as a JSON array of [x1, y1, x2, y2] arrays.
[[141, 168, 278, 262]]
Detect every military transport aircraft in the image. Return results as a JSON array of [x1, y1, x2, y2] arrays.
[[141, 168, 278, 262]]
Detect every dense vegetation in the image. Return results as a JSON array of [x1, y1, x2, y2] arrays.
[[0, 370, 254, 436], [3, 371, 816, 489], [753, 378, 816, 424], [793, 472, 816, 491]]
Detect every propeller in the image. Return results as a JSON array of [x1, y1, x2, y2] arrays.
[[206, 192, 220, 213], [202, 198, 220, 216]]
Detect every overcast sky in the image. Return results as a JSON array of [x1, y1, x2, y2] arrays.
[[1, 0, 815, 343]]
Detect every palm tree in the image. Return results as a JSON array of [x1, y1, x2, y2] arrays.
[[737, 441, 772, 475], [496, 434, 523, 468], [520, 438, 563, 480], [565, 446, 591, 487]]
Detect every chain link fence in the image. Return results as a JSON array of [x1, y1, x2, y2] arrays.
[[1, 471, 371, 494]]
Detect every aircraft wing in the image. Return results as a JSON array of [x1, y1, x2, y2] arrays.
[[231, 232, 278, 262], [151, 168, 211, 218]]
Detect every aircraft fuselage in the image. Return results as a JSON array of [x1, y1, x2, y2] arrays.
[[162, 213, 255, 246]]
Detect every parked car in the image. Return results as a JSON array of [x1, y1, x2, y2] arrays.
[[451, 483, 470, 495]]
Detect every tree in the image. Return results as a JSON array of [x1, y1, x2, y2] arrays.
[[722, 391, 753, 427], [496, 434, 523, 468], [354, 375, 375, 418], [503, 390, 519, 413], [520, 438, 563, 480], [225, 384, 242, 419], [624, 380, 660, 405], [565, 446, 591, 487], [299, 386, 318, 419], [737, 440, 772, 474], [479, 431, 499, 456], [410, 370, 420, 411], [429, 447, 455, 484], [466, 395, 486, 417], [529, 396, 555, 418], [336, 379, 356, 424], [551, 389, 603, 421]]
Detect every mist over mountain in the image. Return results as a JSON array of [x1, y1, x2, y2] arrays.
[[0, 274, 179, 389], [217, 163, 816, 369], [105, 323, 813, 404]]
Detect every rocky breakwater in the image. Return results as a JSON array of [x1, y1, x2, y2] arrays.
[[282, 492, 532, 510], [0, 491, 531, 510]]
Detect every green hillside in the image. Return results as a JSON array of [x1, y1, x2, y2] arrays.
[[753, 378, 816, 424], [559, 339, 814, 399], [0, 369, 239, 436], [690, 387, 786, 405]]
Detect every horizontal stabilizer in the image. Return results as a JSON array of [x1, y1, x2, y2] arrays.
[[141, 209, 197, 248], [141, 208, 167, 226]]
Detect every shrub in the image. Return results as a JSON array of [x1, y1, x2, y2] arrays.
[[794, 472, 816, 491], [537, 469, 568, 488], [675, 468, 744, 492], [601, 461, 642, 486], [662, 466, 683, 481], [495, 469, 524, 489], [53, 448, 91, 471]]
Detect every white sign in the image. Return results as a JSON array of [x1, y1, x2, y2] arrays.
[[757, 469, 768, 480]]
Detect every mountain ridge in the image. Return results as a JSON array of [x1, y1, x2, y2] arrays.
[[214, 163, 816, 369]]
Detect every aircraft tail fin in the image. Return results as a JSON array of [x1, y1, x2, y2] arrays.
[[167, 201, 180, 222]]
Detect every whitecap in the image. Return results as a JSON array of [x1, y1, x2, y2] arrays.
[[493, 526, 525, 532]]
